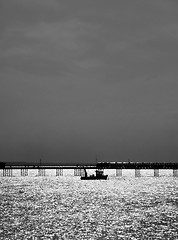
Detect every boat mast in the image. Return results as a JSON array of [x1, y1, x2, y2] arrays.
[[83, 167, 87, 177]]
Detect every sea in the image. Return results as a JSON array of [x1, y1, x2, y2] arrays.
[[0, 169, 178, 240]]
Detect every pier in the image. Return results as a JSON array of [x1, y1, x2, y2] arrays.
[[0, 162, 178, 177]]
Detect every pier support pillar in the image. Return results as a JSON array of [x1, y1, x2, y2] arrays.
[[74, 168, 84, 176], [56, 168, 63, 176], [81, 169, 85, 177], [116, 169, 122, 177], [135, 169, 141, 177], [21, 169, 28, 176], [3, 169, 12, 177], [154, 169, 159, 177], [173, 169, 178, 177], [38, 169, 45, 176], [74, 169, 78, 176]]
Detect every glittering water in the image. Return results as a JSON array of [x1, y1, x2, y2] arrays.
[[0, 171, 178, 239]]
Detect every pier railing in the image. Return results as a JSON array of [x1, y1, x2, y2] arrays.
[[1, 162, 178, 169]]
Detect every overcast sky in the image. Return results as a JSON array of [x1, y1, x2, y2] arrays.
[[0, 0, 178, 164]]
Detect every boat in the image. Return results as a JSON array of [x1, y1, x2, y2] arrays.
[[81, 168, 108, 180], [0, 162, 6, 169]]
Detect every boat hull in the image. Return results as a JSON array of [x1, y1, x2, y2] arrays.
[[81, 175, 108, 180]]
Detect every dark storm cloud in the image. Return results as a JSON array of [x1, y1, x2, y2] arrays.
[[0, 0, 178, 163]]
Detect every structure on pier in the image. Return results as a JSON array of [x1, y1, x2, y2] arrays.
[[96, 162, 178, 169]]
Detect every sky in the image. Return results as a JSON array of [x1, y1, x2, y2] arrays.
[[0, 0, 178, 165]]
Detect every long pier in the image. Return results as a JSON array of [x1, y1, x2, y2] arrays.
[[0, 162, 178, 177]]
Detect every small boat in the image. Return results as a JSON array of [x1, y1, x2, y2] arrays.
[[81, 168, 108, 180]]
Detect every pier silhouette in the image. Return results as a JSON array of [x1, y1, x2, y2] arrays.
[[1, 161, 178, 177]]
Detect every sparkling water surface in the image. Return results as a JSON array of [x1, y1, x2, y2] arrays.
[[0, 170, 178, 240]]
